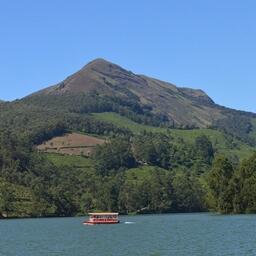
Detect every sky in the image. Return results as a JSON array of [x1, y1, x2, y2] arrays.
[[0, 0, 255, 112]]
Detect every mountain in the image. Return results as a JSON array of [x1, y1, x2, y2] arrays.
[[26, 58, 256, 144], [30, 58, 221, 127], [1, 58, 256, 218]]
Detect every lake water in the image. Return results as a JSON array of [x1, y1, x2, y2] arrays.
[[1, 213, 256, 256]]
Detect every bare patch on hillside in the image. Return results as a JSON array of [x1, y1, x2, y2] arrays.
[[37, 133, 105, 156]]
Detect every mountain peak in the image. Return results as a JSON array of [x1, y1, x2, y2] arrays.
[[28, 58, 224, 128], [86, 58, 111, 66], [81, 58, 127, 75], [84, 58, 110, 68], [30, 58, 131, 97]]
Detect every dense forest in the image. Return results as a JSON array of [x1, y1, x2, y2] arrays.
[[0, 89, 256, 218]]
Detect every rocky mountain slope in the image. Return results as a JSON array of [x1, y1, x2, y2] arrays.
[[30, 59, 221, 127], [24, 58, 256, 145]]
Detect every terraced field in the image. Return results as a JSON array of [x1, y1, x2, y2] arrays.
[[37, 132, 105, 156]]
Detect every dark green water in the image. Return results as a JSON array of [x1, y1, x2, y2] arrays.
[[1, 213, 256, 256]]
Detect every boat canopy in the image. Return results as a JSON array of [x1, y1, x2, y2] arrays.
[[88, 212, 119, 215]]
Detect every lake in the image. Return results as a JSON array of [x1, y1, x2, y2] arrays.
[[0, 213, 256, 256]]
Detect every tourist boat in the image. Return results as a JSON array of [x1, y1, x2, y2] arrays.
[[83, 213, 120, 225]]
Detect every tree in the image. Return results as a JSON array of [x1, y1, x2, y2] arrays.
[[195, 135, 214, 164], [133, 133, 172, 169], [0, 181, 15, 217], [172, 171, 205, 212], [206, 156, 234, 213], [118, 167, 173, 214], [94, 138, 136, 175], [232, 153, 256, 213]]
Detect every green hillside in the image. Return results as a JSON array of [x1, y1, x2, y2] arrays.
[[93, 112, 255, 160]]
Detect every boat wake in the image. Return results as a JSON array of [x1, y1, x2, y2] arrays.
[[124, 221, 135, 224]]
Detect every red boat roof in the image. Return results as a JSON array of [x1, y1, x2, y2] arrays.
[[88, 212, 119, 215]]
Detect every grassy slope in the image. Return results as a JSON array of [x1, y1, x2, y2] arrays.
[[93, 112, 255, 160], [93, 112, 168, 134], [45, 153, 93, 168], [125, 166, 169, 182]]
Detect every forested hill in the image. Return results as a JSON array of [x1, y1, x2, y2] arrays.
[[25, 58, 256, 144], [0, 58, 256, 218]]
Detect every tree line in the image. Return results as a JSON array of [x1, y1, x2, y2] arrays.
[[206, 153, 256, 214]]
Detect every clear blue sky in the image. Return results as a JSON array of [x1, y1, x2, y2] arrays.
[[0, 0, 255, 112]]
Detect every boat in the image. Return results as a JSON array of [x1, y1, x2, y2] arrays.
[[83, 213, 120, 225]]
